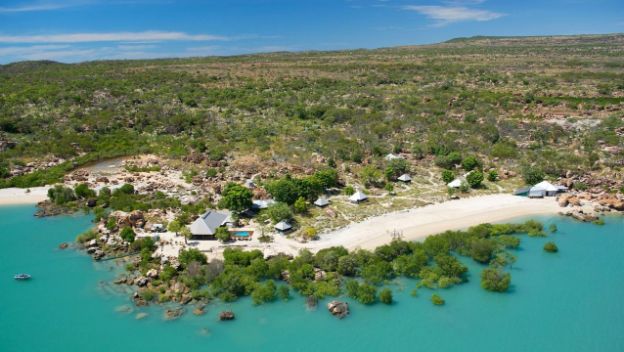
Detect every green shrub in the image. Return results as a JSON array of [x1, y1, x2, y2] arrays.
[[379, 288, 393, 304], [431, 294, 445, 305], [480, 267, 511, 292], [543, 242, 558, 253]]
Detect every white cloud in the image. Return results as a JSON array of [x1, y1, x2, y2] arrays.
[[0, 31, 228, 43], [404, 5, 504, 26], [0, 3, 70, 13]]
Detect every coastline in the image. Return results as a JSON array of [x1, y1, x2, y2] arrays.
[[0, 187, 49, 206], [188, 194, 562, 257], [304, 194, 561, 251]]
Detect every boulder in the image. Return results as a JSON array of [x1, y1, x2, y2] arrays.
[[58, 242, 69, 250], [218, 311, 235, 321], [146, 269, 159, 279], [164, 308, 185, 320], [134, 277, 148, 287], [327, 301, 349, 319], [193, 305, 206, 316]]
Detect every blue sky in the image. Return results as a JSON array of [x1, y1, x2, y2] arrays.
[[0, 0, 622, 63]]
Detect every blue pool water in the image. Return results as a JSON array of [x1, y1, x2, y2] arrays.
[[1, 205, 623, 352], [232, 231, 251, 237]]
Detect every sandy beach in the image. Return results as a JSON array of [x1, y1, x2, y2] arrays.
[[179, 194, 561, 258], [299, 194, 561, 252], [0, 187, 49, 206]]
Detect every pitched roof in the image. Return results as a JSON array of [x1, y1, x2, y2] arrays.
[[190, 210, 231, 236], [274, 221, 292, 231], [349, 190, 368, 202], [398, 174, 412, 182], [531, 181, 558, 192], [314, 196, 330, 207], [447, 179, 463, 188], [252, 199, 276, 209]]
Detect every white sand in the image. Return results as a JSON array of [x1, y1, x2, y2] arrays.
[[181, 194, 561, 258], [303, 194, 560, 252], [0, 187, 49, 205]]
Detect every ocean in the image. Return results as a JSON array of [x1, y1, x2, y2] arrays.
[[1, 205, 623, 352]]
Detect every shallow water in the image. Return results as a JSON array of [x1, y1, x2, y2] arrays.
[[1, 206, 623, 352]]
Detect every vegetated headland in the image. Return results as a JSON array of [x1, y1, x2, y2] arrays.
[[1, 34, 623, 318]]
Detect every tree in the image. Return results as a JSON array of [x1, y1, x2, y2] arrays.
[[487, 170, 498, 182], [219, 182, 252, 213], [379, 288, 393, 304], [215, 227, 231, 243], [266, 202, 293, 223], [384, 183, 394, 193], [357, 283, 377, 304], [360, 165, 383, 188], [522, 166, 544, 185], [117, 183, 135, 195], [74, 183, 96, 199], [47, 185, 76, 205], [470, 238, 497, 264], [441, 169, 455, 183], [179, 248, 207, 267], [435, 152, 462, 169], [462, 155, 481, 171], [480, 267, 511, 292], [120, 226, 136, 243], [431, 294, 445, 305], [466, 171, 484, 188], [385, 158, 409, 181], [313, 168, 339, 189], [543, 242, 558, 253], [278, 285, 290, 301], [293, 196, 308, 214], [302, 226, 318, 240], [167, 220, 181, 233]]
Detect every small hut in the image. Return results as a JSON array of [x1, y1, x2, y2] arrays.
[[314, 196, 330, 207], [397, 174, 412, 183], [349, 190, 368, 203], [274, 221, 293, 234], [447, 179, 462, 188]]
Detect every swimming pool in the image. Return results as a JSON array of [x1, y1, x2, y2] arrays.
[[232, 231, 251, 237]]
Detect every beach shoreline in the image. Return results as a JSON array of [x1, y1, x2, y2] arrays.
[[0, 187, 49, 206], [180, 194, 562, 258]]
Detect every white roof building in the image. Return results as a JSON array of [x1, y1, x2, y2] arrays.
[[274, 221, 292, 232], [349, 190, 368, 203], [314, 196, 330, 207], [385, 153, 403, 161], [398, 174, 412, 182], [447, 179, 463, 188], [529, 181, 566, 197], [189, 210, 232, 237]]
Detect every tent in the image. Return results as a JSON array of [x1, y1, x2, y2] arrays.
[[349, 190, 368, 203], [314, 196, 330, 207], [397, 174, 412, 182]]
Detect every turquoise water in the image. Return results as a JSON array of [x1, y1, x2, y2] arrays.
[[232, 231, 251, 237], [1, 205, 623, 352]]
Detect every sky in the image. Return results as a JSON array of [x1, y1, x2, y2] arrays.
[[0, 0, 622, 63]]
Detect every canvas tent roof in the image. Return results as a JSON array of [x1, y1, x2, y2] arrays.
[[398, 174, 412, 182], [531, 181, 559, 192], [447, 179, 463, 188], [385, 153, 403, 161], [274, 221, 292, 231], [349, 190, 368, 202], [314, 196, 330, 207], [252, 199, 275, 210], [190, 210, 231, 236]]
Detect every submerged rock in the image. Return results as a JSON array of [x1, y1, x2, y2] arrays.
[[218, 311, 235, 321], [164, 307, 185, 320], [58, 242, 69, 250], [115, 305, 133, 314], [193, 305, 206, 316], [135, 312, 149, 320]]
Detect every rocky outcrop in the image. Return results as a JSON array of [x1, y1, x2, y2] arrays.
[[327, 301, 349, 319], [164, 307, 185, 320], [58, 242, 69, 250], [218, 311, 235, 321]]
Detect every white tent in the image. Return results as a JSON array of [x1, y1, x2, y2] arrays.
[[398, 174, 412, 182], [274, 221, 292, 232], [447, 179, 463, 188], [314, 196, 330, 207], [385, 153, 403, 161], [530, 181, 563, 196], [349, 190, 368, 203]]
